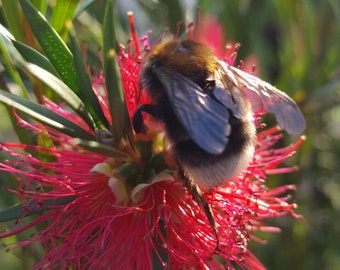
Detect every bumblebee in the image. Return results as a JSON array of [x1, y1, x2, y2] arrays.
[[132, 39, 305, 246]]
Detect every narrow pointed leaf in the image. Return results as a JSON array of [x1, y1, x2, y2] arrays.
[[0, 26, 29, 99], [24, 63, 95, 131], [50, 0, 79, 40], [75, 0, 95, 17], [0, 196, 77, 222], [1, 0, 25, 41], [19, 0, 78, 92], [68, 33, 111, 130], [103, 0, 130, 143], [0, 90, 95, 141], [0, 26, 36, 144], [12, 40, 58, 76]]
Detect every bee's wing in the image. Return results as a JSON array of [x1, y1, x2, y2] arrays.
[[153, 66, 231, 155], [217, 61, 306, 135]]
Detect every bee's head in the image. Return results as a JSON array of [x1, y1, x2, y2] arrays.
[[142, 40, 217, 88]]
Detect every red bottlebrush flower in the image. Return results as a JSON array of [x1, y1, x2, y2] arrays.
[[0, 12, 305, 270]]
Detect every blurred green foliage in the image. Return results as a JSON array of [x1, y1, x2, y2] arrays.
[[0, 0, 339, 269]]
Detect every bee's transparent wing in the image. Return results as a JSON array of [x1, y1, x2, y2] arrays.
[[154, 66, 231, 155], [217, 61, 306, 135]]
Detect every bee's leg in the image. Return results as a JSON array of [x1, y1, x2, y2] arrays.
[[132, 104, 161, 133], [177, 165, 220, 250]]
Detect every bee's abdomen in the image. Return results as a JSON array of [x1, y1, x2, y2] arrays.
[[174, 117, 256, 190]]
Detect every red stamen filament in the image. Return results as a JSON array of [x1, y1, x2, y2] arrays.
[[127, 12, 140, 56]]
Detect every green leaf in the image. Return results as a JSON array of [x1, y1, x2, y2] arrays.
[[0, 25, 30, 99], [162, 0, 184, 32], [19, 0, 78, 92], [12, 40, 59, 76], [1, 0, 25, 41], [103, 0, 131, 144], [68, 33, 111, 130], [0, 196, 77, 222], [73, 138, 128, 159], [0, 89, 95, 141], [24, 63, 95, 131], [74, 0, 95, 17], [50, 0, 79, 40], [30, 0, 48, 14]]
